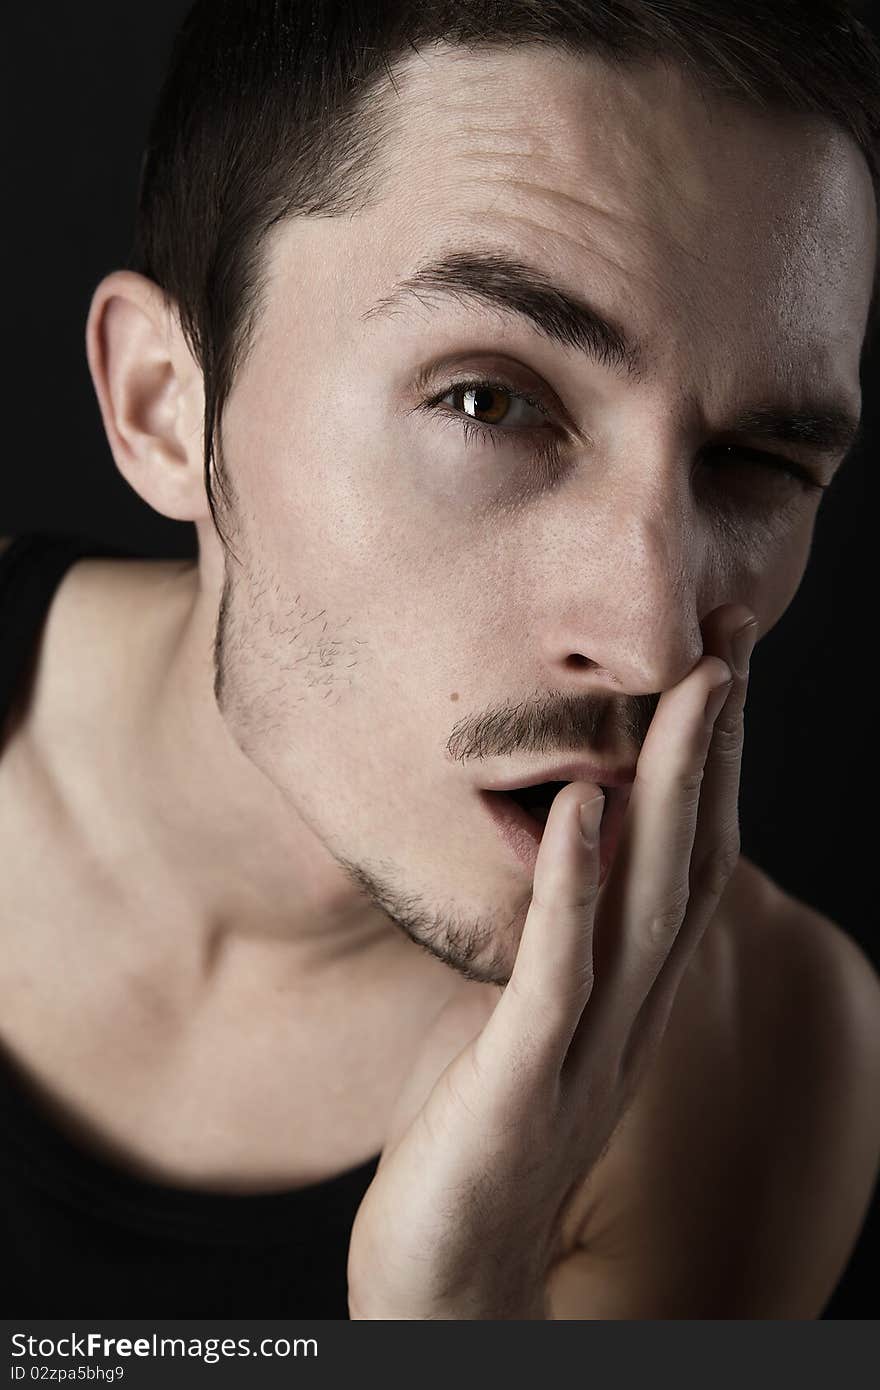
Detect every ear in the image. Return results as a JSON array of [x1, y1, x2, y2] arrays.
[[85, 270, 209, 523]]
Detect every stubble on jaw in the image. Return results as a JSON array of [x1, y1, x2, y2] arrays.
[[330, 847, 529, 986]]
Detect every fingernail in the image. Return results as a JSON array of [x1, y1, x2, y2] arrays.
[[730, 617, 759, 680], [705, 671, 733, 727], [579, 794, 604, 845]]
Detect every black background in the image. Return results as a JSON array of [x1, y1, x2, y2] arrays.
[[3, 4, 876, 1318]]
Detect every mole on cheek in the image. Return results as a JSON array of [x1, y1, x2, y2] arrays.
[[450, 692, 459, 702]]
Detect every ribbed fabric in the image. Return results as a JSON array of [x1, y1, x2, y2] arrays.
[[0, 533, 380, 1315]]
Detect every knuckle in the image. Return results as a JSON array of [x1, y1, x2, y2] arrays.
[[675, 754, 706, 791], [562, 961, 596, 1008], [709, 711, 744, 752], [531, 880, 600, 918], [569, 881, 602, 914], [671, 765, 704, 803], [645, 888, 690, 942]]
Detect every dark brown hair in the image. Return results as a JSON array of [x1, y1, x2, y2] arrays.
[[127, 1, 880, 551]]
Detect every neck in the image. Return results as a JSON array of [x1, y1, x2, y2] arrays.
[[23, 554, 398, 990]]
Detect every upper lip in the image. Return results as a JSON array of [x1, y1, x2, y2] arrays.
[[479, 759, 637, 792]]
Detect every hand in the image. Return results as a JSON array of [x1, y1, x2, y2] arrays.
[[346, 604, 759, 1319]]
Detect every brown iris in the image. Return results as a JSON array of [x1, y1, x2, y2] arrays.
[[457, 385, 512, 426]]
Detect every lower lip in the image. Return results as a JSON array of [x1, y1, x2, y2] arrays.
[[479, 786, 631, 886]]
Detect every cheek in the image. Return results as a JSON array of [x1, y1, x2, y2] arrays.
[[709, 501, 817, 631]]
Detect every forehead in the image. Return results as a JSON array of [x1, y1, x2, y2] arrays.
[[348, 43, 875, 381]]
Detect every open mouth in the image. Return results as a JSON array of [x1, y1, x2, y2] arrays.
[[480, 780, 626, 880], [482, 780, 596, 843], [503, 780, 572, 830]]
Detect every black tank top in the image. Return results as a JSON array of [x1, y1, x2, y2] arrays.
[[0, 533, 380, 1316]]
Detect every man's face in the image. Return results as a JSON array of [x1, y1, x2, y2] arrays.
[[207, 45, 874, 984]]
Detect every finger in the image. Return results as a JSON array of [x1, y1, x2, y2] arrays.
[[473, 781, 605, 1085], [563, 653, 733, 1072], [646, 613, 757, 1011]]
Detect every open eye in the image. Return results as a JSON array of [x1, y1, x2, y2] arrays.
[[436, 381, 549, 431], [418, 377, 556, 446], [415, 374, 567, 484]]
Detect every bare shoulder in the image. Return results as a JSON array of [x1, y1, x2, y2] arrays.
[[731, 857, 880, 1170], [546, 855, 880, 1318], [733, 857, 880, 1081]]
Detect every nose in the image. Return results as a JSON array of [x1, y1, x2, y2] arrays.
[[544, 489, 708, 696]]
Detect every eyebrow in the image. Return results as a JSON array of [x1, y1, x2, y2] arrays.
[[722, 404, 862, 461], [362, 246, 861, 460], [361, 247, 644, 378]]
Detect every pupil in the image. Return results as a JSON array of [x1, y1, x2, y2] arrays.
[[465, 386, 509, 425]]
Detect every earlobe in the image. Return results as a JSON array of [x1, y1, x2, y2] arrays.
[[84, 268, 208, 523]]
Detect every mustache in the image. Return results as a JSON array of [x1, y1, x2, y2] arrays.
[[446, 687, 660, 765]]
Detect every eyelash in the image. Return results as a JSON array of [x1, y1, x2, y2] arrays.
[[416, 376, 566, 484], [418, 376, 829, 493]]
